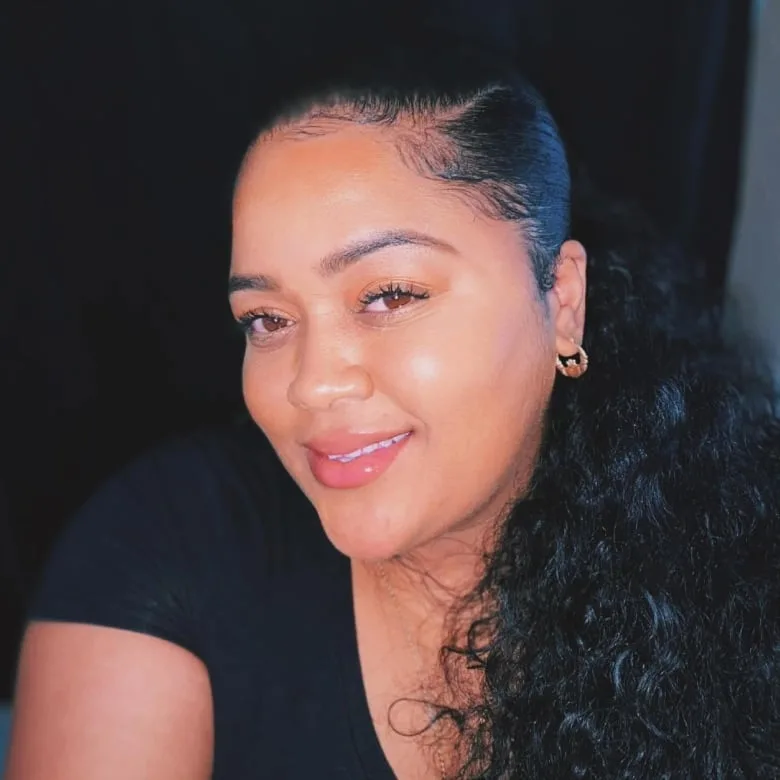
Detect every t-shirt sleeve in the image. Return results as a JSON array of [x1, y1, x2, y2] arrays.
[[29, 442, 209, 659]]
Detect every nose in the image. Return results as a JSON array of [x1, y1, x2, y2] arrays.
[[287, 325, 374, 412]]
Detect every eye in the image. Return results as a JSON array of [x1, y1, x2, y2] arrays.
[[235, 311, 293, 342], [359, 283, 430, 313]]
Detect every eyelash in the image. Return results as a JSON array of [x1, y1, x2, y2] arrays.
[[235, 310, 290, 340], [235, 282, 430, 343], [358, 282, 430, 308]]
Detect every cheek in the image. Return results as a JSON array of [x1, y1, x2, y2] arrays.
[[241, 352, 292, 436], [379, 303, 553, 525], [388, 303, 552, 423], [366, 323, 454, 419]]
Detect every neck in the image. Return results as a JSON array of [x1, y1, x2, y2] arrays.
[[391, 535, 485, 601], [385, 479, 517, 600], [356, 474, 523, 648], [357, 519, 494, 649]]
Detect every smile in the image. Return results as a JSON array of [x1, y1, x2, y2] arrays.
[[327, 432, 411, 463]]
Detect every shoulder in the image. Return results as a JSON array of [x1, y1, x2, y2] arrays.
[[29, 420, 323, 657], [56, 419, 314, 557], [108, 419, 286, 507], [44, 420, 292, 563], [7, 621, 213, 780]]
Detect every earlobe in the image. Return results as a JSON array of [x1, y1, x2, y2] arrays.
[[555, 340, 589, 378], [551, 239, 587, 353]]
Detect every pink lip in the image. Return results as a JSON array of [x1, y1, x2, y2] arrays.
[[305, 430, 412, 489]]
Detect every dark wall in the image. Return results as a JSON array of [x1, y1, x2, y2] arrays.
[[2, 0, 751, 697]]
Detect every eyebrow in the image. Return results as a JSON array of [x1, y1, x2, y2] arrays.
[[228, 229, 456, 295]]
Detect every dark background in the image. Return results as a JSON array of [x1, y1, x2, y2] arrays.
[[2, 0, 752, 700]]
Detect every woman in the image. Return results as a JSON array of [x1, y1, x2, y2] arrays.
[[7, 41, 780, 779]]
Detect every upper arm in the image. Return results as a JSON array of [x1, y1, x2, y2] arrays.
[[5, 621, 213, 780]]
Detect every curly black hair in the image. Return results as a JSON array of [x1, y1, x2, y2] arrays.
[[453, 184, 780, 778], [250, 36, 780, 778]]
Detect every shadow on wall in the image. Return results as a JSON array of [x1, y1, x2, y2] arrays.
[[727, 0, 780, 378]]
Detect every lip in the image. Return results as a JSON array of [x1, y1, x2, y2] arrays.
[[305, 430, 412, 457], [304, 429, 413, 489]]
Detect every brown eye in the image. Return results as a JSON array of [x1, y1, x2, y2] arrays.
[[236, 311, 294, 342], [360, 283, 430, 313], [257, 315, 289, 333], [384, 290, 413, 310]]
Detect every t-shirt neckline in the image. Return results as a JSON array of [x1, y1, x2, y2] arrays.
[[332, 555, 397, 780]]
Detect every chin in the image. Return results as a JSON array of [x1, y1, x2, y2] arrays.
[[314, 500, 422, 562]]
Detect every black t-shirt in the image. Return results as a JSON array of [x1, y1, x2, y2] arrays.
[[31, 422, 396, 779]]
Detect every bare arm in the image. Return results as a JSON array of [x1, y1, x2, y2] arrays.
[[5, 622, 213, 780]]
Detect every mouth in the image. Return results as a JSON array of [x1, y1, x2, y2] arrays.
[[326, 432, 411, 463], [305, 430, 413, 490]]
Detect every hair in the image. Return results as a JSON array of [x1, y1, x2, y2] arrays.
[[251, 37, 780, 778]]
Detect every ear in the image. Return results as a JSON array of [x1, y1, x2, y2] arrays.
[[547, 239, 587, 357]]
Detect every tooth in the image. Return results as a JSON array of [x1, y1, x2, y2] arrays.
[[333, 447, 361, 460], [326, 433, 408, 463]]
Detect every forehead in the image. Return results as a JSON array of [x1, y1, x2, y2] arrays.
[[231, 123, 523, 269], [235, 123, 448, 218]]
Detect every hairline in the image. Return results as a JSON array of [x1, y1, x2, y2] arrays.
[[237, 99, 552, 296]]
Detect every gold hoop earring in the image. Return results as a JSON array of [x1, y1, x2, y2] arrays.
[[556, 342, 589, 379]]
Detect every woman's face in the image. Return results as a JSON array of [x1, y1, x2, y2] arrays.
[[230, 122, 586, 561]]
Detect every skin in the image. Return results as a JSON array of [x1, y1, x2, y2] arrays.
[[229, 120, 587, 776], [7, 117, 586, 780], [6, 623, 213, 779], [231, 121, 587, 573]]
